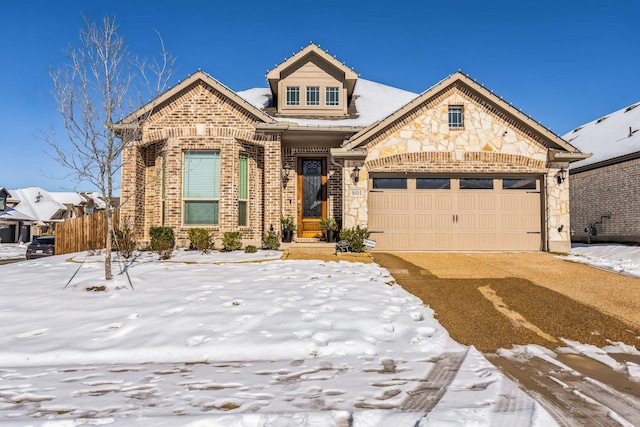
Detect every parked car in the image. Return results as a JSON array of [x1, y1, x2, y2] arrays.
[[26, 236, 55, 259]]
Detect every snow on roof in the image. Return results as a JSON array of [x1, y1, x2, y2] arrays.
[[563, 102, 640, 169], [0, 205, 36, 222], [84, 192, 107, 209], [51, 192, 87, 206], [236, 78, 419, 127], [8, 187, 67, 222]]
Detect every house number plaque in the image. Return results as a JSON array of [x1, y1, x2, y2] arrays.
[[350, 189, 364, 197]]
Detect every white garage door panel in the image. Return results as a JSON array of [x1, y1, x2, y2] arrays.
[[368, 177, 542, 251]]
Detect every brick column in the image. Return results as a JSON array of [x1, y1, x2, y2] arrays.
[[263, 136, 282, 234]]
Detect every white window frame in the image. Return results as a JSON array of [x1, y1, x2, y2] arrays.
[[448, 106, 464, 128], [286, 86, 300, 106], [182, 150, 220, 226], [306, 86, 320, 106], [326, 87, 339, 106]]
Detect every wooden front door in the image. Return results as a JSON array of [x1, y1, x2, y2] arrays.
[[297, 158, 327, 238]]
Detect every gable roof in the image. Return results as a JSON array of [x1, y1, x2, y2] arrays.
[[239, 78, 418, 129], [266, 43, 359, 99], [341, 71, 587, 160], [119, 70, 274, 126], [564, 101, 640, 171], [8, 187, 67, 222]]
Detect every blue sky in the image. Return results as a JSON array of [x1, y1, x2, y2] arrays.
[[1, 0, 639, 192]]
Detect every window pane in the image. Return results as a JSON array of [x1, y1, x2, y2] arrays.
[[183, 151, 220, 198], [184, 201, 219, 225], [306, 86, 319, 106], [460, 178, 493, 189], [239, 153, 248, 199], [302, 160, 322, 218], [286, 87, 299, 105], [372, 178, 407, 189], [238, 201, 247, 226], [416, 178, 450, 189], [503, 178, 537, 190], [448, 106, 463, 128], [326, 87, 339, 106]]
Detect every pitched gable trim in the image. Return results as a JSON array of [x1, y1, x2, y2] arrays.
[[118, 70, 274, 127], [342, 71, 583, 157], [266, 43, 358, 98]]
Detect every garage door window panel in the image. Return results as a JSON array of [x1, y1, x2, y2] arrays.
[[372, 178, 407, 189], [503, 178, 537, 190], [417, 178, 450, 189], [460, 178, 494, 190]]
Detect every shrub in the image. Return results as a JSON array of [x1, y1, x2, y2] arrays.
[[339, 226, 371, 253], [149, 226, 175, 259], [244, 245, 257, 253], [281, 216, 297, 232], [221, 231, 242, 251], [262, 230, 281, 250], [113, 218, 137, 259], [188, 228, 214, 253]]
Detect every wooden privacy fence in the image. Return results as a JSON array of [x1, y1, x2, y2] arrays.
[[55, 210, 120, 255]]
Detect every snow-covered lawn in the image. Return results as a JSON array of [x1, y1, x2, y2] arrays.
[[0, 248, 557, 426], [0, 242, 638, 426]]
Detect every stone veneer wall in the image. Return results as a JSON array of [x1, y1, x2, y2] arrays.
[[120, 81, 279, 247], [341, 87, 571, 252], [570, 158, 640, 243]]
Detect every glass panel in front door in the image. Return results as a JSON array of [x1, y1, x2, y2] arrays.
[[302, 160, 322, 218]]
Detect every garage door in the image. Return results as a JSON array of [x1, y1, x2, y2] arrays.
[[368, 176, 542, 251]]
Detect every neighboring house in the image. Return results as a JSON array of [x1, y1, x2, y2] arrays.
[[0, 188, 36, 243], [119, 43, 588, 252], [564, 102, 640, 243], [7, 187, 68, 238]]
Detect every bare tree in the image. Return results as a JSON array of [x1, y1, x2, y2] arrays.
[[48, 15, 174, 280]]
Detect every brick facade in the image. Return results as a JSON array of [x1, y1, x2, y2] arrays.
[[120, 81, 279, 247], [570, 158, 640, 243]]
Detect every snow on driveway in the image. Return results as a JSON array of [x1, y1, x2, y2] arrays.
[[0, 249, 557, 426]]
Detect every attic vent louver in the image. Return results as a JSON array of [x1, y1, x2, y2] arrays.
[[596, 116, 608, 124], [625, 104, 639, 112]]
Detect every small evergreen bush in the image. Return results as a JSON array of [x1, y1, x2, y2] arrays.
[[262, 230, 281, 250], [188, 228, 214, 253], [339, 226, 371, 253], [221, 231, 242, 251], [244, 245, 257, 253], [113, 218, 137, 259], [149, 226, 175, 259]]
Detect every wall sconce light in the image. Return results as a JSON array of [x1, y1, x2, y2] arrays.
[[555, 167, 567, 185], [282, 164, 292, 187], [351, 166, 360, 185]]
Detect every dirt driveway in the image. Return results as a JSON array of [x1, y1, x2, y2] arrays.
[[373, 252, 640, 426]]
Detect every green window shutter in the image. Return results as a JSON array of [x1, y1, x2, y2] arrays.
[[239, 153, 248, 199], [238, 153, 248, 226]]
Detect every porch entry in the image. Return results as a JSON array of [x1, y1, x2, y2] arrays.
[[297, 158, 327, 238]]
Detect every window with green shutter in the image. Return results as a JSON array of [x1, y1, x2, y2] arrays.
[[183, 151, 220, 225], [238, 153, 248, 226]]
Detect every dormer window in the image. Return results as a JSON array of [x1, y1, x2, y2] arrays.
[[286, 86, 300, 106], [326, 87, 339, 106], [0, 196, 5, 211], [306, 87, 320, 106]]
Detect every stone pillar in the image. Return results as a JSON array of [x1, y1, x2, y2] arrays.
[[546, 162, 571, 253]]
